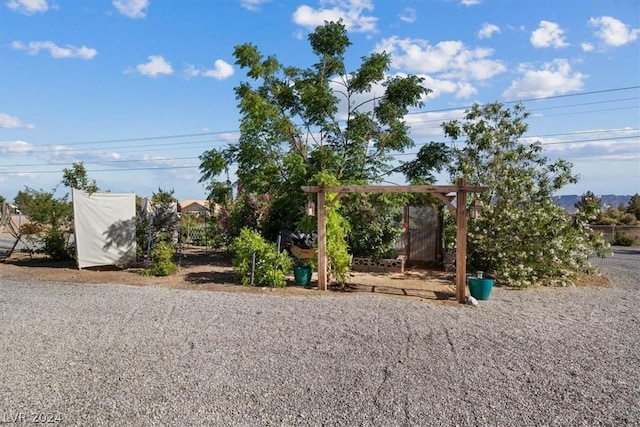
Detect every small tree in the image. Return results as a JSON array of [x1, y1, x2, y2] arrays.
[[438, 102, 609, 287], [137, 189, 179, 272], [14, 188, 74, 260], [575, 191, 601, 223], [626, 194, 640, 221]]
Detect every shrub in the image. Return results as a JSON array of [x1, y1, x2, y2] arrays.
[[613, 231, 636, 246], [441, 102, 611, 288], [41, 227, 74, 261], [229, 227, 292, 287], [343, 193, 405, 260], [142, 242, 178, 276]]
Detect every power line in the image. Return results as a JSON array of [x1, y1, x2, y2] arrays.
[[21, 85, 639, 148], [1, 165, 200, 175], [2, 129, 638, 170], [404, 85, 640, 116]]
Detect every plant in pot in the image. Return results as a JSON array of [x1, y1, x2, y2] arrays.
[[290, 242, 316, 287], [293, 257, 314, 287], [288, 213, 317, 287]]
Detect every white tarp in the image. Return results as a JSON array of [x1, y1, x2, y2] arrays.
[[72, 189, 136, 269]]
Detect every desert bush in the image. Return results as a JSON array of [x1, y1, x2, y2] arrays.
[[229, 227, 292, 287], [613, 231, 636, 246]]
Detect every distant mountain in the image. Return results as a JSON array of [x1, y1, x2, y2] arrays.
[[553, 195, 633, 214]]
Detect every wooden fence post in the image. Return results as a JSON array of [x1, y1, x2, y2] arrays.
[[455, 178, 467, 303]]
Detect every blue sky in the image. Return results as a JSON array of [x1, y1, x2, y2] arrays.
[[1, 0, 639, 203]]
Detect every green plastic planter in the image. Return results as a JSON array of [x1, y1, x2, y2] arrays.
[[294, 266, 313, 287], [467, 276, 494, 300]]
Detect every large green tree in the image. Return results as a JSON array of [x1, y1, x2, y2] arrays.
[[199, 20, 431, 238], [429, 102, 608, 287]]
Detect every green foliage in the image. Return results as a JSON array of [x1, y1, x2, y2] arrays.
[[226, 192, 269, 240], [297, 214, 317, 234], [342, 193, 404, 260], [61, 162, 99, 193], [626, 194, 640, 221], [199, 21, 432, 262], [317, 171, 351, 284], [574, 191, 601, 223], [14, 187, 74, 260], [142, 242, 178, 276], [468, 200, 607, 287], [229, 227, 292, 287], [596, 206, 640, 225], [444, 102, 610, 287], [137, 189, 179, 262], [613, 231, 636, 246]]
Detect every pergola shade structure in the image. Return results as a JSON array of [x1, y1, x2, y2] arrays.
[[302, 177, 488, 303]]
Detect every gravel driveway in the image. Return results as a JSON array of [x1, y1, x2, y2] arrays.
[[1, 248, 638, 426]]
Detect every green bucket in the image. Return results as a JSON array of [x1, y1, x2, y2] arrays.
[[467, 277, 494, 300], [294, 266, 313, 287]]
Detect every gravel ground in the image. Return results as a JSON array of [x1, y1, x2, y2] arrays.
[[1, 248, 638, 426]]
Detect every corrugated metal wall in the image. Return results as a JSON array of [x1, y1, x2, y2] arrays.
[[396, 204, 442, 264]]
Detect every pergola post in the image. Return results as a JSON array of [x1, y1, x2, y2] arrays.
[[455, 178, 468, 303], [316, 189, 327, 291]]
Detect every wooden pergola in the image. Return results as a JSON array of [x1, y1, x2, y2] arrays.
[[302, 177, 488, 303]]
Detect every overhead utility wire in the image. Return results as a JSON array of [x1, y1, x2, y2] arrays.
[[31, 86, 639, 148], [2, 129, 638, 170], [405, 85, 640, 116], [17, 101, 638, 157], [4, 133, 637, 174]]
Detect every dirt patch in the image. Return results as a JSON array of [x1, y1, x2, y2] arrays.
[[1, 246, 460, 304]]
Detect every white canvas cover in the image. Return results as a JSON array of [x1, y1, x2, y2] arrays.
[[72, 189, 136, 269]]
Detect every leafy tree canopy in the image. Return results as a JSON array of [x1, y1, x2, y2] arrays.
[[434, 102, 609, 287], [61, 162, 99, 194], [199, 20, 434, 234]]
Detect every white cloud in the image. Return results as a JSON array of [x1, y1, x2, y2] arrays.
[[11, 40, 97, 59], [185, 60, 234, 80], [129, 55, 173, 77], [374, 37, 505, 82], [293, 0, 377, 33], [6, 0, 48, 14], [502, 59, 587, 100], [530, 21, 569, 48], [477, 23, 500, 39], [406, 109, 467, 138], [419, 75, 477, 99], [113, 0, 150, 18], [0, 140, 35, 154], [0, 113, 35, 129], [533, 128, 640, 163], [239, 0, 271, 12], [460, 0, 481, 5], [589, 16, 639, 47], [581, 42, 595, 52], [399, 7, 416, 24]]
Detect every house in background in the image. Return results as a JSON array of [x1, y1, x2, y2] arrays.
[[179, 200, 210, 217]]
